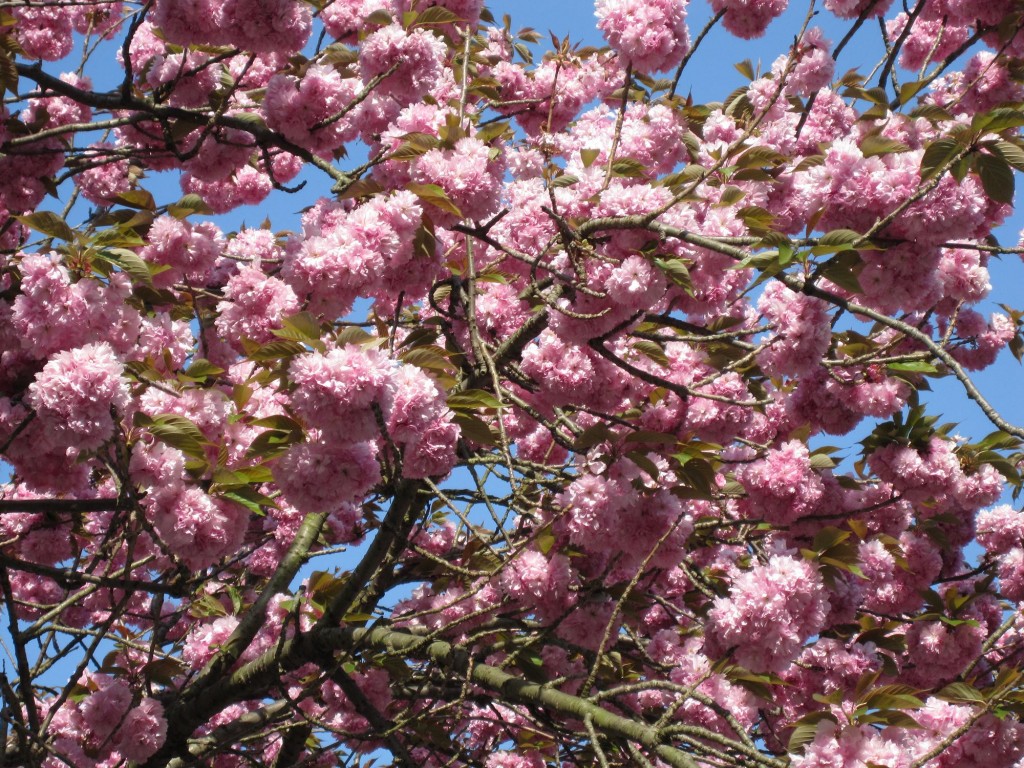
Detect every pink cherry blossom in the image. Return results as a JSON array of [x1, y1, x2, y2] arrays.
[[595, 0, 690, 74], [264, 64, 362, 157], [28, 342, 129, 451], [705, 554, 829, 673], [114, 698, 168, 762], [215, 266, 300, 351], [711, 0, 788, 40], [274, 439, 381, 512], [359, 24, 447, 103]]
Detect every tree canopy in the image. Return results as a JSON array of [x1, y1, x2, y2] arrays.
[[2, 1, 1024, 767]]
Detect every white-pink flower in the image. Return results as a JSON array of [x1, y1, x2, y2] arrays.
[[114, 698, 168, 762], [711, 0, 788, 39], [705, 554, 829, 673], [595, 0, 690, 74], [215, 266, 299, 351], [28, 341, 128, 451]]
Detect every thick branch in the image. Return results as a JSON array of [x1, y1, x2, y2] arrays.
[[178, 510, 331, 702], [333, 625, 703, 768], [13, 62, 347, 183], [0, 498, 124, 513]]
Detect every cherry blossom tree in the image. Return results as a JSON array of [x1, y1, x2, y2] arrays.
[[3, 0, 1024, 766]]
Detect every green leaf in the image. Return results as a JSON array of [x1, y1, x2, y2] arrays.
[[337, 178, 384, 200], [724, 666, 785, 699], [609, 158, 647, 178], [1010, 333, 1024, 363], [364, 9, 393, 25], [227, 110, 266, 132], [407, 183, 463, 218], [975, 152, 1015, 204], [0, 48, 17, 95], [213, 465, 275, 487], [736, 205, 776, 234], [735, 145, 787, 168], [675, 457, 717, 499], [247, 429, 301, 460], [811, 229, 863, 255], [113, 189, 156, 210], [189, 593, 228, 618], [788, 713, 838, 752], [247, 340, 308, 362], [950, 155, 971, 183], [250, 414, 304, 432], [622, 430, 677, 445], [910, 104, 954, 122], [447, 389, 505, 411], [860, 135, 910, 157], [858, 711, 921, 728], [886, 360, 939, 374], [141, 413, 210, 458], [793, 154, 825, 172], [451, 412, 495, 446], [168, 193, 213, 218], [972, 106, 1024, 134], [681, 131, 701, 160], [475, 121, 510, 145], [819, 251, 864, 294], [334, 325, 375, 348], [219, 489, 270, 517], [580, 148, 600, 168], [94, 247, 157, 287], [659, 166, 705, 190], [144, 658, 187, 685], [413, 6, 461, 25], [536, 524, 556, 556], [860, 86, 889, 105], [897, 80, 927, 105], [573, 423, 614, 451], [279, 311, 323, 343], [990, 139, 1024, 171], [625, 450, 660, 480], [717, 186, 746, 206], [16, 211, 75, 241], [308, 570, 349, 603], [655, 259, 696, 294], [920, 138, 963, 181], [938, 682, 986, 703], [848, 519, 869, 539], [862, 685, 925, 710], [809, 453, 837, 469], [389, 132, 439, 161], [92, 227, 147, 248], [720, 479, 746, 496], [977, 430, 1021, 450], [812, 527, 851, 553], [400, 347, 456, 376], [550, 173, 579, 188], [183, 358, 225, 380], [633, 339, 669, 367]]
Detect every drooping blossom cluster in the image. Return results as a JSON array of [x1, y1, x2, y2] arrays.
[[711, 0, 788, 39], [595, 0, 690, 74], [27, 341, 129, 451], [45, 672, 167, 766], [705, 554, 830, 673]]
